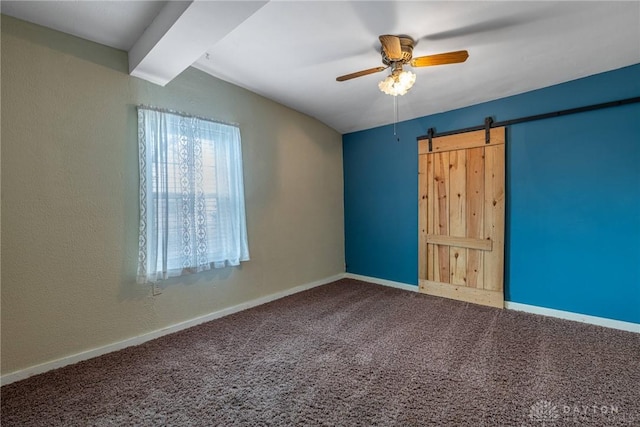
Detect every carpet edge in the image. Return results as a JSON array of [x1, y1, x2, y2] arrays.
[[505, 301, 640, 333], [345, 273, 639, 333], [0, 273, 345, 386], [344, 273, 420, 293]]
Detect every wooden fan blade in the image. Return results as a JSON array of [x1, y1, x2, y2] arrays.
[[336, 66, 387, 82], [379, 35, 402, 61], [410, 50, 469, 67]]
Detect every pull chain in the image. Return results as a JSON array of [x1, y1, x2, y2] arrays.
[[393, 96, 400, 142]]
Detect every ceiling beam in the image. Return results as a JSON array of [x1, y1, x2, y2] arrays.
[[128, 1, 268, 86]]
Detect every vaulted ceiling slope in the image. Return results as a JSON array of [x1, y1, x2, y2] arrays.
[[2, 1, 639, 134]]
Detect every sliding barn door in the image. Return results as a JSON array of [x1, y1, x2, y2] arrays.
[[418, 128, 505, 308]]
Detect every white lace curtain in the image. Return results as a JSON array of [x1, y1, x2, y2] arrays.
[[137, 107, 249, 283]]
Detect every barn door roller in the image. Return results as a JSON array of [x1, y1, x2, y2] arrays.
[[484, 117, 493, 144]]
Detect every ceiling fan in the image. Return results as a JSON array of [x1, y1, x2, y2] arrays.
[[336, 35, 469, 96]]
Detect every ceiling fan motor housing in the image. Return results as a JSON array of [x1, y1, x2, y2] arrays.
[[335, 34, 468, 83], [382, 36, 414, 66]]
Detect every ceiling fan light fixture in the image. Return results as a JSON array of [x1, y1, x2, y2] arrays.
[[378, 70, 416, 96]]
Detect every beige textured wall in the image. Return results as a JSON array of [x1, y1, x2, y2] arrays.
[[0, 16, 345, 375]]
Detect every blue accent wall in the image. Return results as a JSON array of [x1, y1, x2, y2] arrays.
[[343, 64, 640, 324]]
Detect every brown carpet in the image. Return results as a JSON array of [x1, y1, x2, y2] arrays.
[[2, 279, 639, 426]]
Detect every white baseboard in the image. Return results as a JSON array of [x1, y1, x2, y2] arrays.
[[0, 273, 344, 386], [343, 273, 420, 292], [4, 273, 636, 385], [505, 301, 640, 333], [344, 273, 639, 334]]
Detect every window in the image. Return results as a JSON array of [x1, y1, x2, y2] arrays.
[[137, 107, 249, 283]]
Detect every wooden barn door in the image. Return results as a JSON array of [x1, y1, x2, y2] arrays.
[[418, 128, 505, 308]]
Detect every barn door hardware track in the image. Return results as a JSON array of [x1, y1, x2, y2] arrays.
[[417, 96, 640, 143]]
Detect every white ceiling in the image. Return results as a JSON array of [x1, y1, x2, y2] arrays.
[[2, 1, 639, 134]]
